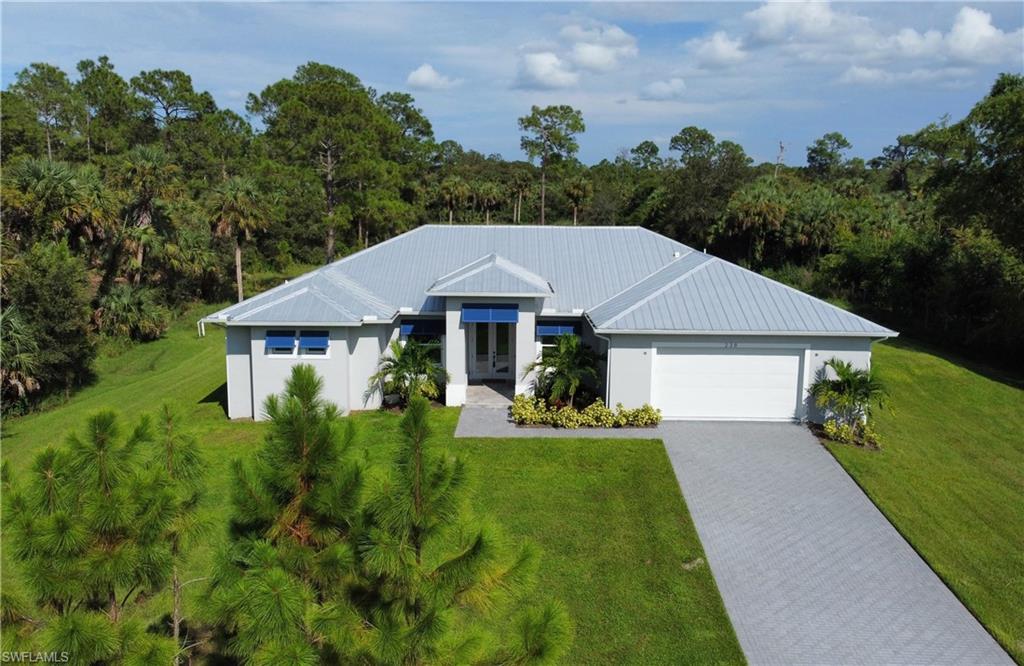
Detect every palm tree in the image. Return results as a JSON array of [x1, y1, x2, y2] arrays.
[[0, 306, 41, 406], [439, 175, 470, 224], [116, 145, 179, 284], [476, 180, 502, 224], [7, 160, 115, 249], [524, 333, 600, 408], [809, 358, 887, 426], [95, 283, 170, 341], [207, 176, 268, 302], [368, 339, 449, 404], [508, 168, 532, 223], [563, 175, 593, 226]]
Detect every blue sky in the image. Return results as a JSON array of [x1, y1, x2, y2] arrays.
[[3, 2, 1022, 164]]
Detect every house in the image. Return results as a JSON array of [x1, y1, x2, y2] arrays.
[[200, 225, 896, 421]]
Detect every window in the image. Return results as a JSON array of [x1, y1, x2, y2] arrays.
[[299, 330, 329, 356], [536, 321, 579, 351], [265, 330, 296, 355], [399, 320, 444, 364]]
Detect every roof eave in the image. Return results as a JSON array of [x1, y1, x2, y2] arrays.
[[425, 290, 551, 298], [592, 327, 899, 338]]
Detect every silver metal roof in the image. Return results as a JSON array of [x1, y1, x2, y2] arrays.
[[427, 253, 554, 296], [204, 225, 896, 337], [588, 253, 896, 336]]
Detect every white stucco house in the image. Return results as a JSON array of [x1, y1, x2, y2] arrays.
[[201, 225, 896, 422]]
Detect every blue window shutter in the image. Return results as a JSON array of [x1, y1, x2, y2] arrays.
[[265, 330, 295, 349], [491, 304, 519, 323], [537, 321, 579, 336], [462, 305, 491, 323], [402, 320, 445, 336], [299, 330, 329, 349]]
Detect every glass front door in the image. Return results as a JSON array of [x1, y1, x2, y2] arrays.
[[470, 323, 512, 380]]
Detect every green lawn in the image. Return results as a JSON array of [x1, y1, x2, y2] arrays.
[[828, 340, 1024, 662], [1, 306, 743, 665]]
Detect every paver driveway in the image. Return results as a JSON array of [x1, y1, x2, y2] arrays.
[[456, 408, 1011, 665]]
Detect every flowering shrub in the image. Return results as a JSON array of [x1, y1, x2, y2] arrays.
[[822, 417, 880, 448], [510, 395, 662, 429]]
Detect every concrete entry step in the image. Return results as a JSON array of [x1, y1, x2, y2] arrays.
[[465, 381, 514, 406]]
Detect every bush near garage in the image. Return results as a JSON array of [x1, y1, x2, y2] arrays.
[[510, 395, 661, 429]]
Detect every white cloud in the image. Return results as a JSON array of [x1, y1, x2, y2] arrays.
[[945, 7, 1022, 64], [515, 52, 579, 89], [839, 65, 974, 86], [687, 31, 747, 68], [745, 1, 866, 43], [639, 77, 686, 100], [406, 63, 460, 90], [562, 22, 638, 72]]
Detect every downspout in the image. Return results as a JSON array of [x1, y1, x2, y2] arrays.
[[587, 314, 613, 405]]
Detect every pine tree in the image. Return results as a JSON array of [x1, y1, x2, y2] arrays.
[[208, 364, 365, 663], [4, 411, 182, 664], [356, 394, 572, 664]]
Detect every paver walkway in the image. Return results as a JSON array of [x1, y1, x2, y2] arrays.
[[456, 406, 1011, 665]]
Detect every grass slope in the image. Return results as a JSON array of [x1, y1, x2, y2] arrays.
[[828, 340, 1024, 662], [1, 307, 743, 665]]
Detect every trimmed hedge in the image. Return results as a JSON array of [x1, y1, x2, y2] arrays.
[[510, 395, 662, 429]]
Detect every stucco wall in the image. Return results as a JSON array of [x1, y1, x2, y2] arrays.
[[247, 327, 351, 421], [226, 326, 253, 419], [347, 324, 391, 410], [605, 333, 875, 421]]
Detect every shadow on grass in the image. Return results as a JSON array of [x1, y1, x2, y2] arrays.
[[883, 337, 1024, 391], [200, 382, 229, 417]]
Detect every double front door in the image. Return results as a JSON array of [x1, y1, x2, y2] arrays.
[[469, 323, 512, 380]]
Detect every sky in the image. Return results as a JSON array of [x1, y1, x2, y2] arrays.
[[2, 2, 1022, 164]]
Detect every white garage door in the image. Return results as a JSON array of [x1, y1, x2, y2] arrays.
[[653, 347, 803, 420]]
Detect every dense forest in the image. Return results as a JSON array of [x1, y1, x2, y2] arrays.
[[2, 58, 1022, 413]]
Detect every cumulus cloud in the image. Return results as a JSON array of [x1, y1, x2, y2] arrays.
[[561, 22, 638, 72], [745, 1, 866, 43], [406, 63, 460, 90], [639, 77, 686, 100], [944, 7, 1022, 64], [515, 52, 579, 89], [686, 31, 747, 68]]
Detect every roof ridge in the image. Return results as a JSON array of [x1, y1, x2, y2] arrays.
[[319, 270, 395, 314], [596, 254, 714, 329], [307, 283, 361, 321], [232, 286, 312, 321], [585, 249, 697, 321], [715, 259, 897, 334]]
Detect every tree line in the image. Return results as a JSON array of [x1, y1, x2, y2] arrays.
[[3, 57, 1022, 414]]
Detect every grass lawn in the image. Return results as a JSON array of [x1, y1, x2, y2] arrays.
[[828, 339, 1024, 663], [1, 306, 743, 665]]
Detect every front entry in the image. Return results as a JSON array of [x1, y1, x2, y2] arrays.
[[468, 323, 512, 380]]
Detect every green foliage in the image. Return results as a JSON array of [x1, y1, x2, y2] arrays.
[[810, 358, 887, 429], [510, 395, 662, 429], [369, 339, 449, 405], [1, 241, 96, 402], [525, 334, 601, 408], [0, 306, 42, 410], [96, 283, 170, 341], [210, 363, 364, 661], [3, 406, 203, 664]]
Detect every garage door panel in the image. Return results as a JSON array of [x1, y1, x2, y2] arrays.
[[653, 348, 802, 420]]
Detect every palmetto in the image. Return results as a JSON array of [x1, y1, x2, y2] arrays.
[[525, 333, 600, 408], [369, 339, 449, 404]]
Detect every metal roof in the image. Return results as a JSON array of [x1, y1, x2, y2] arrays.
[[204, 225, 896, 337], [427, 253, 554, 296], [588, 254, 896, 336]]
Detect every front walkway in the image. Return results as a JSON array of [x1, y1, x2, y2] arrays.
[[455, 407, 1010, 665]]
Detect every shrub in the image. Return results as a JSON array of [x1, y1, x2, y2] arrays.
[[96, 283, 171, 341], [509, 395, 662, 429], [822, 417, 881, 448]]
